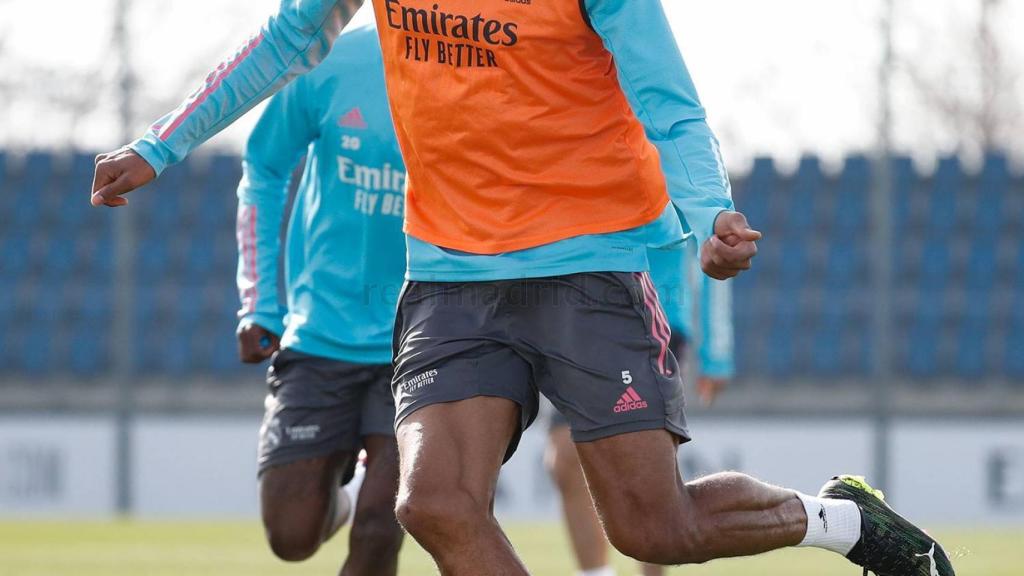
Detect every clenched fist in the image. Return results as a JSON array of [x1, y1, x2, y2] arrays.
[[238, 322, 281, 364], [700, 211, 762, 280], [90, 147, 157, 207]]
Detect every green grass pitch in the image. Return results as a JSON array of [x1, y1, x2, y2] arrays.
[[1, 521, 1018, 575]]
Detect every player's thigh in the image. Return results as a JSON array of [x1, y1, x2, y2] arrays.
[[575, 429, 687, 542], [396, 396, 521, 521], [259, 450, 354, 531]]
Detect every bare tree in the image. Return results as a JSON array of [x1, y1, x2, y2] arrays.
[[900, 0, 1022, 159]]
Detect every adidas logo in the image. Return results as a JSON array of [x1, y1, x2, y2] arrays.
[[613, 386, 649, 413], [339, 107, 368, 129]]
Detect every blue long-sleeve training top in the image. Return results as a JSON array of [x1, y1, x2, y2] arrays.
[[236, 9, 406, 365]]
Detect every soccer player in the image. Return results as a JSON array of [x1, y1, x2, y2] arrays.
[[233, 11, 405, 574], [547, 243, 734, 576], [90, 1, 955, 575]]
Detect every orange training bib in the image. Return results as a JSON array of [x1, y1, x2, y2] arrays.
[[373, 0, 670, 254]]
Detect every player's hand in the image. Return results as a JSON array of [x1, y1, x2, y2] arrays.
[[90, 147, 157, 207], [238, 322, 281, 364], [696, 376, 729, 407], [700, 211, 762, 280]]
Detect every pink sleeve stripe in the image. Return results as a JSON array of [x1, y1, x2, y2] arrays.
[[237, 204, 259, 314], [159, 32, 266, 142]]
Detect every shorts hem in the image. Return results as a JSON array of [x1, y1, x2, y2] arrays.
[[257, 440, 360, 476], [569, 418, 691, 444], [395, 391, 534, 433]]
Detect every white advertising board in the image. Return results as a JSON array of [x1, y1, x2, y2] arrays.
[[1, 414, 1021, 525], [0, 416, 116, 517], [131, 416, 262, 517], [890, 421, 1024, 525]]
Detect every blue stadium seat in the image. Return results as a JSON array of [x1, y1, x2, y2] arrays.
[[824, 242, 865, 289], [1005, 311, 1024, 379], [788, 156, 823, 233], [1, 236, 31, 278], [809, 306, 844, 376], [835, 156, 870, 234], [156, 319, 194, 375], [765, 291, 800, 377], [737, 157, 775, 231], [956, 304, 990, 379], [187, 234, 221, 276], [42, 233, 78, 280], [777, 240, 809, 290], [16, 320, 54, 376], [919, 242, 951, 287], [928, 157, 962, 234], [903, 291, 943, 378], [137, 236, 172, 277], [11, 184, 45, 231], [889, 156, 915, 231], [965, 239, 997, 291], [21, 152, 53, 189], [64, 283, 112, 377], [906, 321, 940, 378], [974, 154, 1009, 239], [1010, 242, 1024, 291]]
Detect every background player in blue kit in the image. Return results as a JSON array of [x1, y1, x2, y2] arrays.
[[232, 10, 406, 575]]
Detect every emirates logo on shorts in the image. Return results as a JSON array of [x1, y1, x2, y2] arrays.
[[613, 386, 649, 413]]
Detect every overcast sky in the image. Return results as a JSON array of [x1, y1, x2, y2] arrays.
[[0, 0, 1021, 171]]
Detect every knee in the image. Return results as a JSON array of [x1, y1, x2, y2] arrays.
[[394, 486, 487, 541], [265, 525, 322, 562]]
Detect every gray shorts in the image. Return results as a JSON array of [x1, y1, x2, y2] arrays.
[[257, 349, 396, 474], [392, 272, 691, 461]]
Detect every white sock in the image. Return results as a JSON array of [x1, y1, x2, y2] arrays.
[[577, 567, 615, 576], [795, 492, 861, 556], [329, 457, 367, 534], [342, 458, 367, 514]]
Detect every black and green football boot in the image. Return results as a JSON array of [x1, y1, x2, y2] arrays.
[[818, 475, 955, 576]]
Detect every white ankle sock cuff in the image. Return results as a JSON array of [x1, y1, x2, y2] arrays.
[[795, 492, 861, 556]]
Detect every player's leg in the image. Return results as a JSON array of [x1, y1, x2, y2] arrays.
[[260, 451, 355, 561], [545, 422, 613, 575], [341, 365, 405, 576], [395, 397, 528, 575], [546, 273, 953, 574], [341, 436, 403, 576], [390, 280, 540, 576], [527, 272, 810, 563], [577, 429, 806, 564], [255, 350, 366, 562]]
